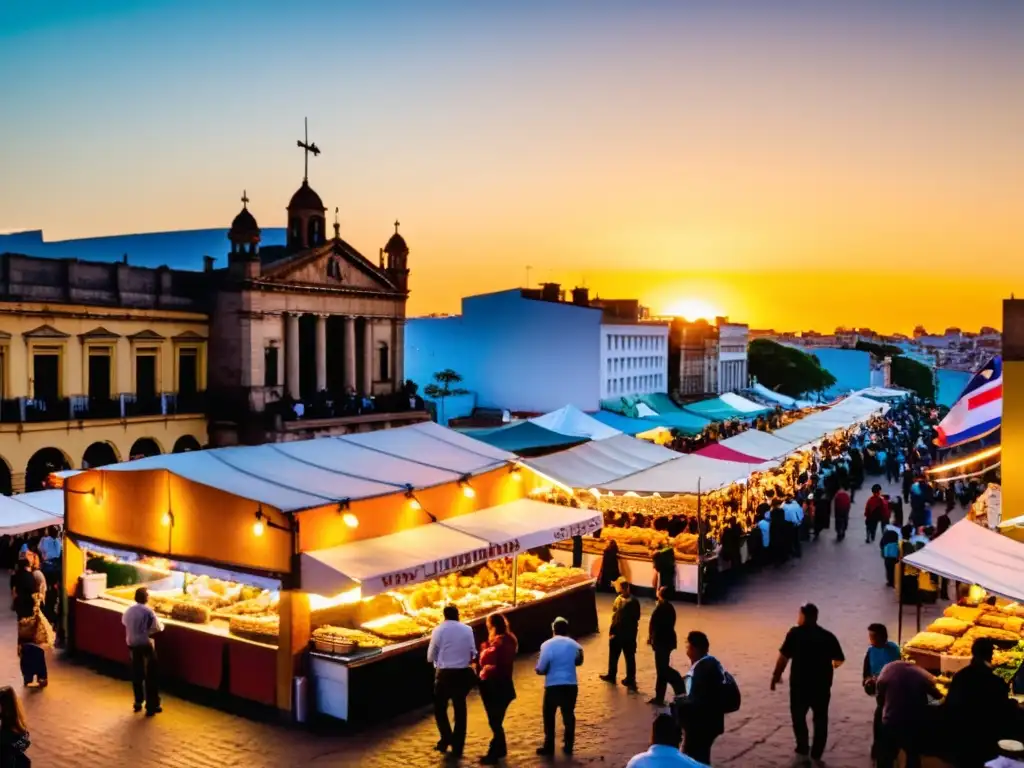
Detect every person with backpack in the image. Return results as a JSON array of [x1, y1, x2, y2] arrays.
[[879, 518, 901, 588], [671, 630, 735, 765]]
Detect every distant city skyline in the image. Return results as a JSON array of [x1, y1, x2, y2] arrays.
[[2, 1, 1021, 332]]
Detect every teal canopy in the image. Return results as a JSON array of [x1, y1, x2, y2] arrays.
[[681, 397, 748, 422], [640, 411, 714, 435], [590, 411, 667, 436], [467, 422, 588, 453]]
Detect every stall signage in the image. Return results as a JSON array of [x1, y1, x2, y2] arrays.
[[375, 539, 524, 592], [551, 516, 602, 541]]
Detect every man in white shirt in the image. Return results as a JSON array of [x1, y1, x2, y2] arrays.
[[426, 605, 477, 757], [626, 714, 709, 768], [122, 586, 164, 715], [535, 617, 583, 757], [38, 526, 62, 565], [783, 496, 805, 558]]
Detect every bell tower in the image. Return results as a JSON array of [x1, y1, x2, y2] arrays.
[[383, 220, 410, 293], [228, 190, 261, 279]]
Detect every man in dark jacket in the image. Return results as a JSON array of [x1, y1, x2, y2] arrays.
[[646, 586, 684, 705], [600, 578, 641, 690], [944, 638, 1017, 766], [672, 630, 725, 765]]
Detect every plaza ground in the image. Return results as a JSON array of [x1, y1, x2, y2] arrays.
[[2, 475, 954, 767]]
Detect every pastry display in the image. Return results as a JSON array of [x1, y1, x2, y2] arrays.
[[925, 617, 971, 637], [171, 602, 211, 624], [311, 626, 389, 650], [361, 614, 428, 642], [905, 632, 955, 653], [944, 605, 984, 623], [228, 614, 279, 642], [949, 636, 974, 657], [967, 626, 1020, 644], [517, 564, 590, 593]]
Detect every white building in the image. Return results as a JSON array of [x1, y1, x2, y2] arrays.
[[716, 321, 750, 393], [674, 318, 749, 396], [405, 287, 669, 414]]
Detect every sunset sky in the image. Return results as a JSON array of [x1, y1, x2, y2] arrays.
[[2, 1, 1021, 332]]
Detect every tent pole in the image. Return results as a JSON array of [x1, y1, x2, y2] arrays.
[[897, 559, 904, 644], [696, 479, 703, 607], [513, 554, 519, 606]]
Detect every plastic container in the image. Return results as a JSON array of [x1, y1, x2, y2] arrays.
[[81, 572, 108, 600]]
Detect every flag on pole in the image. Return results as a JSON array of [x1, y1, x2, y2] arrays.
[[936, 356, 1002, 447]]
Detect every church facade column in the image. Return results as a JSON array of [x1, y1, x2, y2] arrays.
[[393, 320, 405, 391], [343, 315, 357, 393], [315, 314, 327, 393], [286, 312, 301, 400], [362, 318, 374, 394]]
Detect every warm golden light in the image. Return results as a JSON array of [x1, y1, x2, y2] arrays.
[[663, 298, 722, 322], [510, 468, 522, 482], [253, 519, 265, 537], [408, 497, 422, 511], [307, 586, 362, 611], [342, 512, 359, 529], [461, 482, 476, 498], [968, 584, 987, 603], [160, 512, 172, 527], [927, 446, 1001, 475]]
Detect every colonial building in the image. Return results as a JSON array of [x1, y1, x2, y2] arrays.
[[671, 317, 750, 397], [0, 141, 423, 491], [208, 174, 419, 445], [0, 253, 210, 492]]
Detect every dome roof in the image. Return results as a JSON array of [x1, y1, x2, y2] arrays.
[[228, 205, 260, 243], [289, 180, 325, 212], [384, 220, 408, 254]]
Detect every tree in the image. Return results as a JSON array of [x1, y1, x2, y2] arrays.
[[855, 340, 902, 359], [891, 356, 935, 401], [423, 369, 469, 424], [748, 339, 837, 399]]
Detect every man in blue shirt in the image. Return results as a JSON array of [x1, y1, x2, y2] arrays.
[[535, 617, 583, 757], [625, 714, 708, 768]]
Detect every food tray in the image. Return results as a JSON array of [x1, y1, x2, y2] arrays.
[[313, 637, 358, 655]]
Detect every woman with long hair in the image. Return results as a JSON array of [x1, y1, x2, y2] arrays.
[[477, 613, 517, 764], [0, 685, 30, 767]]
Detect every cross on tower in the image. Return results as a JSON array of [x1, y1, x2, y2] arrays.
[[296, 117, 321, 182], [394, 220, 400, 233], [241, 190, 249, 208]]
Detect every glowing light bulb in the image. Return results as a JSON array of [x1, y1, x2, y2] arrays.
[[161, 512, 172, 527], [408, 497, 422, 511], [253, 519, 265, 537], [342, 512, 359, 528], [511, 469, 522, 482], [462, 483, 476, 499]]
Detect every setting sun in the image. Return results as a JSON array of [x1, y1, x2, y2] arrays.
[[663, 298, 723, 322]]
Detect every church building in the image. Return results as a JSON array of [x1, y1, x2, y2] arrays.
[[0, 126, 424, 491]]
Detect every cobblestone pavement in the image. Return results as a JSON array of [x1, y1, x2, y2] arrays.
[[1, 475, 957, 768]]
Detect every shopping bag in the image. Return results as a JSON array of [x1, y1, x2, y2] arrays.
[[32, 610, 55, 648], [17, 615, 37, 644]]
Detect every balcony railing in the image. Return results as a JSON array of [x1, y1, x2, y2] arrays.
[[275, 390, 423, 423], [0, 392, 207, 424]]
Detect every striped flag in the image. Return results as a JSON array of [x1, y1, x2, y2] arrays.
[[936, 356, 1002, 447]]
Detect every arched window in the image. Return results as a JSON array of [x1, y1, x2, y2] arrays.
[[377, 341, 390, 382]]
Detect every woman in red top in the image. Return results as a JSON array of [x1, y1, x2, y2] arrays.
[[477, 613, 518, 764]]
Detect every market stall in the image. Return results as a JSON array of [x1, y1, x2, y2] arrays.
[[900, 520, 1024, 679], [62, 422, 598, 721], [0, 490, 63, 535]]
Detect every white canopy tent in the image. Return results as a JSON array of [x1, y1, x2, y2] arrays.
[[0, 490, 64, 535], [749, 382, 815, 410], [97, 422, 515, 513], [719, 392, 770, 414], [600, 452, 778, 495], [526, 434, 678, 489], [529, 405, 622, 441], [856, 387, 911, 400], [440, 498, 602, 552], [719, 430, 803, 461], [903, 519, 1024, 603], [301, 499, 602, 597]]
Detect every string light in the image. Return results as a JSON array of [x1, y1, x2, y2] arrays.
[[253, 509, 265, 537], [342, 512, 359, 528], [161, 511, 173, 527], [509, 465, 522, 482]]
